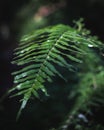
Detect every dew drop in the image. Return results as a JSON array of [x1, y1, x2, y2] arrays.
[[22, 73, 27, 77], [15, 75, 19, 80], [47, 56, 50, 59], [47, 40, 50, 42], [88, 44, 93, 47], [20, 50, 24, 53], [17, 84, 22, 89]]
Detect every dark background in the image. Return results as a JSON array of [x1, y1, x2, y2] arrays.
[[0, 0, 104, 130]]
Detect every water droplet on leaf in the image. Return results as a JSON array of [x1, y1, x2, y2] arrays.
[[22, 73, 27, 77], [17, 84, 22, 89], [47, 40, 50, 42], [88, 44, 93, 47]]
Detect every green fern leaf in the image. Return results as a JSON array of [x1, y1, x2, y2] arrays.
[[10, 24, 103, 118]]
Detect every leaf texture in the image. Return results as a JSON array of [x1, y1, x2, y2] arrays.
[[10, 24, 103, 117]]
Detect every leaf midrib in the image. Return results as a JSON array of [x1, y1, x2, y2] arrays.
[[30, 29, 69, 91]]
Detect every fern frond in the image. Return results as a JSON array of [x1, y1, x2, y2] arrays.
[[10, 24, 103, 117]]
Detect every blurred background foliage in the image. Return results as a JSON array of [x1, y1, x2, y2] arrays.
[[0, 0, 104, 130]]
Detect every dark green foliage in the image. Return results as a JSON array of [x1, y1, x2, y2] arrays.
[[0, 0, 104, 129], [59, 68, 104, 130], [10, 22, 104, 120], [57, 35, 104, 130]]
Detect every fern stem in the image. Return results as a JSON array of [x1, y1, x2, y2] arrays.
[[31, 30, 69, 91]]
